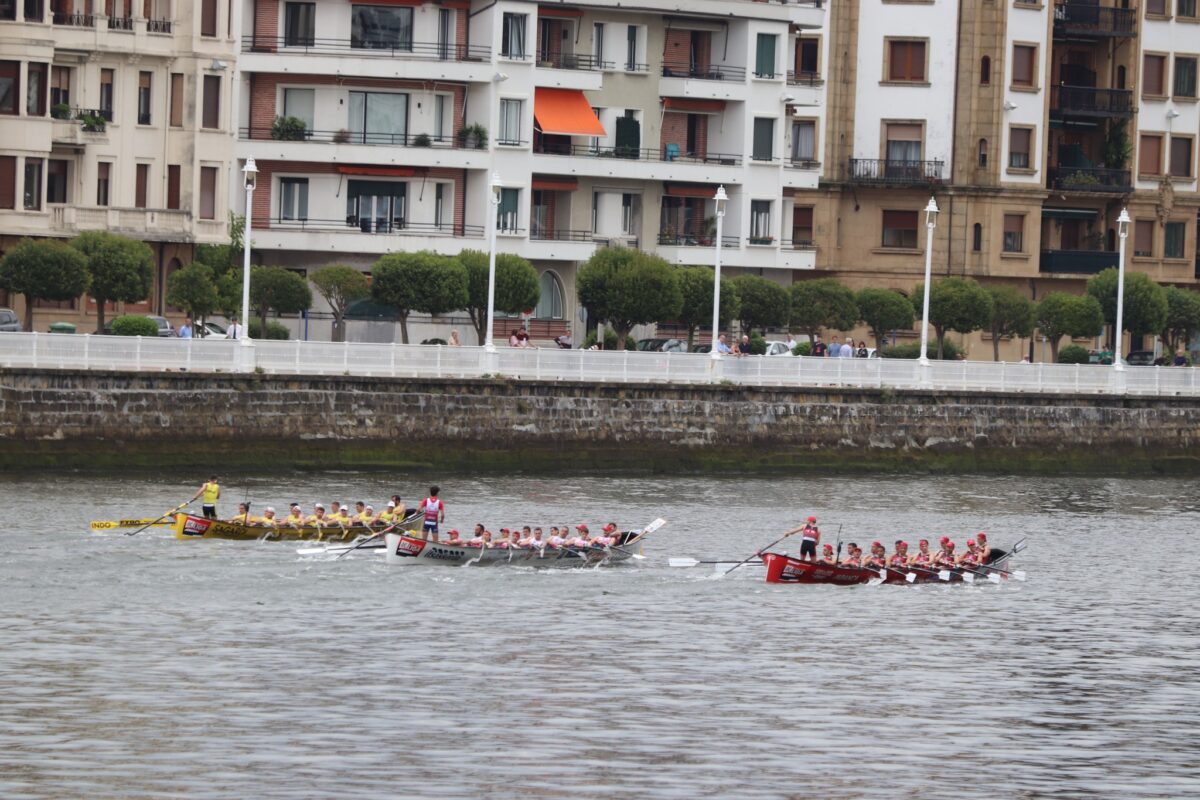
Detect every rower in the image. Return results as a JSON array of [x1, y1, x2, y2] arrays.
[[841, 543, 862, 567], [466, 527, 486, 548], [603, 522, 621, 547], [570, 524, 592, 548], [260, 507, 278, 527], [307, 503, 328, 525], [377, 501, 397, 526], [798, 515, 820, 562], [909, 539, 932, 566], [390, 495, 407, 519], [864, 541, 887, 569], [334, 505, 353, 526], [976, 532, 990, 563], [818, 544, 836, 564], [419, 486, 445, 542], [958, 539, 981, 567], [231, 502, 252, 525], [353, 501, 367, 522], [444, 529, 464, 545], [493, 528, 513, 550], [889, 540, 909, 568], [531, 528, 545, 549], [547, 527, 565, 549], [286, 504, 305, 528], [191, 475, 221, 520], [359, 505, 375, 526], [933, 538, 956, 567]]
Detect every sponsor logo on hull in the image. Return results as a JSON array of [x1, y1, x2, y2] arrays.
[[181, 516, 214, 537]]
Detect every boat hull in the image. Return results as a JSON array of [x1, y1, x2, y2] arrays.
[[383, 532, 635, 567], [761, 553, 1003, 585], [174, 513, 373, 542]]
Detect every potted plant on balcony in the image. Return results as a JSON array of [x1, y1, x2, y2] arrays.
[[1104, 120, 1131, 171], [51, 103, 72, 120], [76, 111, 106, 133], [270, 115, 307, 141], [413, 133, 433, 147], [333, 128, 351, 144], [456, 123, 488, 149]]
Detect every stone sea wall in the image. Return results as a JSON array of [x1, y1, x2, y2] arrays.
[[0, 368, 1197, 473]]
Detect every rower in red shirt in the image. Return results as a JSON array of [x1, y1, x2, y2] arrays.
[[958, 538, 981, 567], [798, 515, 820, 561], [818, 543, 836, 564], [841, 543, 862, 567], [976, 532, 990, 563], [889, 540, 909, 568], [863, 541, 887, 569], [933, 537, 956, 567]]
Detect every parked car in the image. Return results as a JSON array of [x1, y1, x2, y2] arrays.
[[692, 344, 712, 354], [1125, 350, 1157, 366], [764, 341, 795, 356], [0, 308, 22, 332], [197, 321, 227, 339], [636, 338, 688, 353], [147, 315, 176, 337]]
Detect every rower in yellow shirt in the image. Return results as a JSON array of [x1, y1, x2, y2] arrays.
[[358, 505, 376, 526], [376, 501, 397, 526], [230, 502, 252, 525]]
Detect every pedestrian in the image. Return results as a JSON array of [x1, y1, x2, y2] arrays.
[[419, 486, 446, 542], [856, 340, 868, 358], [509, 328, 521, 347], [448, 329, 461, 347], [737, 334, 753, 356], [828, 335, 841, 357], [839, 338, 853, 358], [785, 332, 797, 351], [715, 333, 732, 354], [178, 318, 193, 339], [1174, 348, 1187, 367], [811, 336, 827, 358], [227, 318, 243, 340]]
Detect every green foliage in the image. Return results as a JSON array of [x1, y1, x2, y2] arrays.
[[854, 287, 913, 353], [1086, 268, 1168, 339], [371, 251, 469, 344], [271, 116, 307, 141], [880, 341, 962, 360], [51, 103, 71, 120], [165, 262, 220, 322], [76, 111, 106, 132], [70, 231, 154, 333], [986, 286, 1036, 361], [789, 278, 858, 344], [675, 266, 740, 350], [193, 213, 246, 279], [0, 238, 90, 330], [1057, 344, 1090, 364], [458, 249, 540, 345], [748, 333, 767, 356], [1161, 286, 1200, 353], [457, 123, 488, 149], [309, 265, 370, 343], [577, 247, 682, 348], [110, 315, 160, 337], [910, 277, 993, 359], [1036, 292, 1105, 360], [731, 274, 790, 334], [250, 266, 312, 331], [248, 320, 290, 339], [581, 328, 637, 350], [792, 341, 812, 356], [1104, 120, 1132, 171], [413, 133, 433, 147]]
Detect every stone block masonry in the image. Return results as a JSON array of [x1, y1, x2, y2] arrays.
[[1, 369, 1198, 474]]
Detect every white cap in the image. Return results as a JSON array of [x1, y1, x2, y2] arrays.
[[387, 501, 396, 507], [365, 506, 374, 512], [340, 505, 350, 512], [315, 503, 325, 510], [265, 506, 275, 513]]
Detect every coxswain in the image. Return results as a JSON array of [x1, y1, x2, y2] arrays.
[[818, 543, 836, 564], [909, 539, 933, 567], [889, 541, 909, 568], [307, 503, 328, 525], [570, 524, 592, 548], [841, 543, 862, 567], [191, 475, 221, 520], [444, 529, 464, 545], [286, 504, 305, 528], [231, 502, 252, 525], [547, 527, 565, 548], [419, 486, 445, 541], [976, 532, 990, 563], [798, 515, 820, 561], [864, 541, 887, 569]]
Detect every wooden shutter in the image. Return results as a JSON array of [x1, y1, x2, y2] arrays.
[[166, 164, 180, 209], [202, 75, 219, 129], [1139, 135, 1162, 175], [169, 73, 183, 126], [0, 155, 15, 209]]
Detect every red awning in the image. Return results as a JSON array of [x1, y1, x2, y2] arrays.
[[533, 88, 605, 137], [532, 176, 578, 191], [359, 0, 423, 5], [661, 98, 726, 113], [337, 165, 419, 177], [538, 5, 584, 17], [439, 0, 471, 7], [663, 182, 719, 199]]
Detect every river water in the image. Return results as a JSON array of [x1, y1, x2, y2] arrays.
[[0, 472, 1197, 799]]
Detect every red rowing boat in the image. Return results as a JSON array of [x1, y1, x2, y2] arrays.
[[761, 543, 1021, 585]]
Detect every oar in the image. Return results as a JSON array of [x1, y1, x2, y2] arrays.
[[125, 500, 191, 537], [972, 562, 1027, 581], [334, 519, 404, 561], [606, 519, 664, 561], [668, 557, 748, 568], [723, 525, 805, 576], [90, 518, 171, 530]]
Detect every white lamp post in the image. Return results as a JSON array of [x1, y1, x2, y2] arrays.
[[1114, 207, 1130, 371], [917, 196, 939, 366], [240, 157, 257, 366], [484, 172, 502, 352], [709, 185, 728, 360]]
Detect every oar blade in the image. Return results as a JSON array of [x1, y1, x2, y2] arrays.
[[988, 573, 1002, 584], [668, 558, 701, 568], [938, 569, 951, 581], [1012, 570, 1027, 581], [962, 572, 975, 583], [906, 571, 917, 583]]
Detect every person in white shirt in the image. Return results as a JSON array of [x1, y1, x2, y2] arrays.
[[530, 528, 545, 549], [546, 527, 565, 548], [517, 526, 534, 547], [839, 339, 853, 358], [226, 318, 243, 339], [785, 333, 797, 351], [570, 524, 592, 548]]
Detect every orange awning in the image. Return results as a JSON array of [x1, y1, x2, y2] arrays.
[[337, 165, 419, 177], [662, 98, 725, 113], [532, 176, 578, 191], [533, 88, 605, 137], [538, 5, 584, 17]]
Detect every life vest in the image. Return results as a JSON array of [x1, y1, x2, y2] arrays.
[[423, 497, 442, 523], [889, 554, 908, 567], [202, 482, 219, 504], [801, 525, 819, 543], [912, 552, 931, 565]]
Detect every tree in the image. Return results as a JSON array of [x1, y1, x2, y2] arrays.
[[458, 249, 540, 345], [788, 278, 860, 346], [1161, 286, 1200, 354], [910, 277, 993, 359], [986, 286, 1036, 362], [249, 266, 312, 333], [1086, 267, 1169, 346], [165, 262, 220, 323], [854, 287, 914, 353], [69, 231, 155, 333], [1035, 292, 1104, 360], [371, 251, 469, 344], [676, 266, 740, 350], [577, 247, 683, 349], [0, 238, 90, 330], [577, 246, 634, 329], [731, 274, 790, 334], [309, 265, 370, 343]]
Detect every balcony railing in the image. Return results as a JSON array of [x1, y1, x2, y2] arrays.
[[107, 15, 133, 30], [1053, 2, 1138, 38], [781, 239, 817, 250], [849, 158, 946, 185], [1040, 249, 1121, 274], [529, 229, 596, 242], [657, 232, 741, 248], [1047, 166, 1132, 193], [53, 12, 93, 26], [533, 141, 742, 166], [1050, 85, 1135, 118], [244, 36, 491, 61], [786, 70, 823, 86], [270, 218, 485, 238], [237, 127, 486, 150], [787, 157, 821, 170], [535, 52, 603, 71], [661, 62, 746, 81], [146, 18, 172, 34]]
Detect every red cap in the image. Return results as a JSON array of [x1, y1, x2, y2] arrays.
[[977, 532, 988, 541], [967, 538, 976, 547], [575, 524, 588, 532], [939, 536, 950, 544], [947, 541, 956, 549], [919, 539, 929, 546], [822, 544, 833, 551], [603, 523, 617, 533], [871, 540, 882, 548], [807, 516, 817, 523], [500, 528, 510, 533], [448, 529, 459, 535], [898, 541, 908, 548]]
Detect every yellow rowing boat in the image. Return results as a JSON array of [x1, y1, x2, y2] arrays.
[[90, 519, 173, 530], [173, 512, 409, 542]]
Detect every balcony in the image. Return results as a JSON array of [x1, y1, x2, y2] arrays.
[[107, 15, 134, 31], [660, 62, 746, 82], [146, 18, 172, 34], [535, 52, 602, 71], [53, 12, 94, 26], [244, 36, 490, 62], [270, 218, 483, 237], [786, 71, 823, 86], [1050, 86, 1135, 121], [1053, 2, 1138, 39], [49, 207, 198, 240], [656, 232, 740, 248], [533, 141, 741, 166], [1039, 249, 1120, 274], [240, 127, 485, 149], [848, 158, 945, 186], [256, 217, 486, 256], [1047, 166, 1131, 193]]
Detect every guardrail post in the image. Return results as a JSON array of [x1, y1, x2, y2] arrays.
[[83, 332, 90, 368], [295, 340, 301, 373], [436, 344, 442, 378], [135, 336, 142, 371], [1155, 365, 1161, 395], [1074, 363, 1080, 392], [1000, 361, 1006, 392], [757, 355, 763, 383], [664, 351, 670, 382], [1037, 361, 1043, 391], [343, 339, 350, 372], [622, 350, 628, 382], [535, 346, 541, 380], [389, 344, 396, 377], [30, 332, 37, 369]]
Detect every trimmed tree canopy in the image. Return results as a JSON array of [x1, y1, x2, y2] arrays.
[[0, 238, 91, 330], [790, 278, 860, 345], [1162, 286, 1200, 353], [911, 277, 993, 359], [166, 262, 220, 322], [371, 251, 469, 344], [986, 286, 1036, 361], [70, 231, 154, 333], [854, 287, 914, 353], [249, 266, 312, 332], [309, 265, 370, 342], [459, 249, 540, 345], [731, 274, 790, 334], [1086, 267, 1168, 340], [577, 247, 684, 348], [676, 266, 740, 350], [1036, 292, 1104, 360]]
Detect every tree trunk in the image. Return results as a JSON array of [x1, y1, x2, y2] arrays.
[[399, 311, 410, 344], [332, 314, 345, 343], [95, 299, 107, 335], [936, 327, 946, 359], [1049, 336, 1061, 361], [23, 295, 33, 332], [468, 308, 486, 345], [258, 305, 269, 338], [808, 330, 817, 346], [874, 333, 886, 355], [992, 326, 1001, 362], [615, 325, 632, 350], [686, 324, 696, 351]]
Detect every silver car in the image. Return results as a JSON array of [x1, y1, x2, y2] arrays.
[[0, 308, 21, 332]]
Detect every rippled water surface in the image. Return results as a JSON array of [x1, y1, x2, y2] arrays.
[[1, 472, 1199, 799]]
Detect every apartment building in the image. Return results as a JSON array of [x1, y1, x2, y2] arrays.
[[817, 0, 1200, 359], [235, 0, 825, 343], [0, 1, 238, 329]]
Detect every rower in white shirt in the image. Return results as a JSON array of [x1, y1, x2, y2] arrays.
[[516, 526, 534, 547], [569, 524, 592, 547], [546, 527, 565, 548], [529, 527, 545, 549]]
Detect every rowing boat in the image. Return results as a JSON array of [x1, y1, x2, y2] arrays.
[[173, 511, 420, 542], [760, 543, 1023, 585]]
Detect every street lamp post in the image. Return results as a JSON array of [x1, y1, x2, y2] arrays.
[[484, 172, 502, 352], [1114, 207, 1130, 371], [709, 185, 728, 361], [239, 157, 257, 369], [917, 196, 939, 366]]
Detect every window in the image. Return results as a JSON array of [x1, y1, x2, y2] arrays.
[[283, 2, 315, 47], [1165, 221, 1186, 258], [166, 164, 180, 209], [1134, 220, 1154, 257], [750, 200, 772, 241], [283, 87, 315, 132], [593, 23, 605, 66], [1009, 127, 1032, 169], [1143, 54, 1166, 96], [980, 55, 991, 86], [501, 13, 527, 58], [345, 180, 407, 231], [0, 155, 16, 209], [434, 183, 445, 228], [886, 39, 926, 82], [978, 138, 988, 168], [530, 190, 548, 238], [1139, 133, 1164, 175], [201, 0, 217, 36], [0, 1, 12, 20], [46, 159, 67, 203], [1011, 44, 1036, 88], [1146, 0, 1167, 13], [280, 177, 308, 220], [591, 190, 599, 232], [792, 206, 814, 244], [535, 272, 564, 319], [1170, 136, 1194, 178], [98, 68, 113, 120], [137, 71, 151, 125], [684, 113, 699, 155], [437, 8, 451, 59], [352, 4, 412, 50], [791, 120, 816, 163], [497, 187, 519, 232], [96, 162, 111, 206], [752, 117, 774, 161], [755, 34, 777, 78], [499, 98, 522, 144], [22, 157, 40, 209], [1002, 214, 1024, 253], [1181, 0, 1198, 17], [796, 38, 819, 78], [26, 62, 46, 116], [1175, 56, 1197, 98], [882, 210, 918, 249], [169, 73, 183, 126], [885, 123, 922, 163], [972, 222, 982, 252], [349, 91, 408, 144], [199, 166, 217, 219], [202, 74, 220, 129], [0, 61, 18, 115], [50, 65, 69, 108], [621, 193, 637, 234], [26, 0, 45, 22], [434, 94, 447, 141], [626, 25, 638, 70], [135, 163, 149, 208]]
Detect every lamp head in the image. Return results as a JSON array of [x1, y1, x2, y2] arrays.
[[492, 72, 509, 83], [242, 157, 258, 191], [1167, 108, 1181, 120], [924, 196, 939, 226], [1003, 101, 1018, 111], [1117, 207, 1130, 236]]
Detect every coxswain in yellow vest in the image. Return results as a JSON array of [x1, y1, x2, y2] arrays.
[[190, 475, 220, 519]]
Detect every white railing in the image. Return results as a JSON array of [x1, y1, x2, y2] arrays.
[[0, 332, 1197, 396]]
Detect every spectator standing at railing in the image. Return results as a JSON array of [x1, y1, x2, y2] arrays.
[[839, 339, 853, 358], [737, 335, 753, 356], [811, 336, 827, 357], [227, 318, 243, 340], [178, 318, 193, 339], [715, 334, 732, 355], [448, 329, 461, 347], [828, 336, 841, 357], [785, 333, 798, 351]]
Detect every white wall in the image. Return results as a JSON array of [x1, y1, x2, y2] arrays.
[[1138, 18, 1200, 193], [1001, 4, 1048, 186]]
